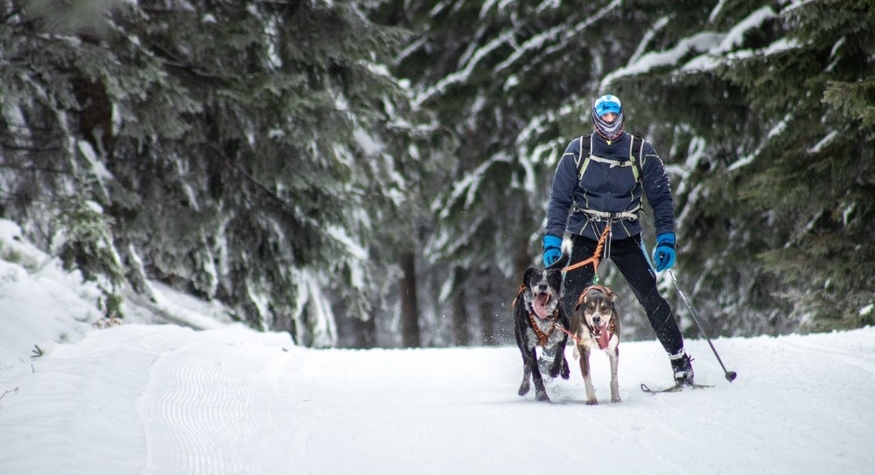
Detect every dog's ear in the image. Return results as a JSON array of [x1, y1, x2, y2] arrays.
[[545, 269, 564, 298], [607, 288, 617, 303], [523, 267, 536, 285], [545, 268, 560, 283], [577, 289, 588, 307]]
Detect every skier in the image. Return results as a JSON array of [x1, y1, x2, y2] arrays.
[[542, 94, 694, 386]]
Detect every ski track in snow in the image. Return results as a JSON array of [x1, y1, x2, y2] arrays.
[[138, 327, 296, 475], [2, 325, 874, 474]]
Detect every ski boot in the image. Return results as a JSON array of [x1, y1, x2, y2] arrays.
[[670, 351, 695, 387]]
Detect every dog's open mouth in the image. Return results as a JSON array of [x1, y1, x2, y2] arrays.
[[590, 323, 611, 349], [533, 293, 553, 319]]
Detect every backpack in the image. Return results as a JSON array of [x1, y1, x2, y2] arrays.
[[574, 134, 646, 183]]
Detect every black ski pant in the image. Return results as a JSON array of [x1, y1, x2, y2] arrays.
[[562, 233, 684, 356]]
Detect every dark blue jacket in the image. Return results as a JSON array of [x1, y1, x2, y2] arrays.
[[545, 132, 675, 241]]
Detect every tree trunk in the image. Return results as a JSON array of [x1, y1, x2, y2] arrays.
[[451, 267, 470, 346], [452, 288, 470, 346], [515, 205, 534, 279], [479, 275, 497, 345], [344, 313, 377, 349], [479, 297, 496, 345], [399, 251, 421, 347]]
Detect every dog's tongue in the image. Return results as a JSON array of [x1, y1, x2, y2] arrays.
[[595, 325, 611, 349], [533, 294, 551, 319]]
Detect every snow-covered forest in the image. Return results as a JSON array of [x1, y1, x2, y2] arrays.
[[1, 220, 872, 474], [1, 0, 872, 348]]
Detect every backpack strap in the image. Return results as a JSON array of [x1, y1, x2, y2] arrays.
[[575, 134, 593, 180], [628, 134, 645, 183], [577, 133, 646, 182]]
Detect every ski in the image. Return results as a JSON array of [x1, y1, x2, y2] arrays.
[[640, 382, 714, 394]]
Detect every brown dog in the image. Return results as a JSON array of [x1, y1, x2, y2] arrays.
[[571, 285, 621, 404]]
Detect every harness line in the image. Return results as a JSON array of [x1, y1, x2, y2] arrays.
[[553, 321, 581, 345], [515, 223, 616, 347], [561, 222, 612, 276]]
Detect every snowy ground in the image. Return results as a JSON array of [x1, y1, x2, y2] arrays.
[[1, 218, 874, 475]]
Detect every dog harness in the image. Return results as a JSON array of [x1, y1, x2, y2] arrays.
[[512, 286, 562, 347], [577, 284, 615, 306], [561, 223, 611, 276], [527, 311, 559, 347]]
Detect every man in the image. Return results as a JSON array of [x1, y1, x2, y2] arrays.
[[542, 94, 694, 386]]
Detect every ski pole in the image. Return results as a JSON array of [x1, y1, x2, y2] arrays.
[[669, 270, 737, 383]]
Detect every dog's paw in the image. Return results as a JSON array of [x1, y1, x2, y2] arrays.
[[518, 379, 530, 396], [549, 356, 571, 380], [536, 390, 550, 402], [560, 357, 571, 379]]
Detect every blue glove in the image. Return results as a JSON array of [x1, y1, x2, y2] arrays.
[[652, 233, 676, 272], [542, 235, 562, 266]]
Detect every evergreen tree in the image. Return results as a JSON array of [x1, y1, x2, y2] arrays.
[[371, 0, 658, 344], [375, 0, 874, 340], [722, 0, 875, 329], [603, 0, 875, 333], [0, 0, 433, 345], [596, 0, 794, 336]]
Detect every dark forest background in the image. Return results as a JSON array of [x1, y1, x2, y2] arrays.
[[1, 0, 872, 347]]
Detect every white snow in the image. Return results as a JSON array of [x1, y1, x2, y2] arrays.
[[1, 217, 874, 474], [716, 6, 777, 53], [601, 31, 725, 88], [415, 30, 516, 106], [809, 130, 838, 154]]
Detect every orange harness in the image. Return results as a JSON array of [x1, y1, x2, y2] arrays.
[[576, 284, 615, 306], [527, 311, 558, 347], [512, 287, 560, 347], [548, 285, 617, 349], [513, 224, 614, 347], [561, 223, 611, 274]]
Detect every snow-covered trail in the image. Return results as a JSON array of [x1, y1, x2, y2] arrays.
[[1, 324, 874, 475]]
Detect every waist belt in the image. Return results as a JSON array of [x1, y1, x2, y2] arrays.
[[577, 207, 640, 222]]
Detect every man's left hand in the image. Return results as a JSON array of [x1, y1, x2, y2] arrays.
[[653, 233, 676, 272]]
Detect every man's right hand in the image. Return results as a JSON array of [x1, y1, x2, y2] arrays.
[[542, 235, 562, 266]]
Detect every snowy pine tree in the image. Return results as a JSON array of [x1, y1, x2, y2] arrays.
[[373, 0, 874, 340], [0, 0, 434, 346]]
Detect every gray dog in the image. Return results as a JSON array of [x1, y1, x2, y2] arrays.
[[513, 267, 570, 402]]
